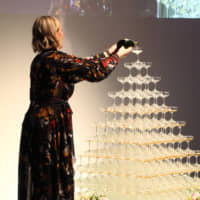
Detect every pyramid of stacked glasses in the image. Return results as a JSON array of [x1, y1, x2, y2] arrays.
[[75, 47, 200, 200]]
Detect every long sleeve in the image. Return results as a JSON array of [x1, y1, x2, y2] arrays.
[[46, 50, 119, 84]]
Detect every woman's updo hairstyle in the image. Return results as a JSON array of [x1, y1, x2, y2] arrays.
[[32, 16, 61, 53]]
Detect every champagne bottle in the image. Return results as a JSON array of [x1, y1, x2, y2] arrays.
[[113, 39, 138, 54]]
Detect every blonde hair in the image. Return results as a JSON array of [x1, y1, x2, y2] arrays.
[[32, 16, 61, 53]]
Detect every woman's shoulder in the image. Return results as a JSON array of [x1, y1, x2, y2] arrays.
[[32, 49, 74, 66], [41, 49, 69, 58], [31, 50, 55, 65], [33, 49, 61, 62]]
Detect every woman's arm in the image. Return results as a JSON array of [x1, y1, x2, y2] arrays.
[[47, 50, 120, 83], [46, 42, 133, 84]]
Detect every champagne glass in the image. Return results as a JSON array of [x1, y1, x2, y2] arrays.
[[194, 150, 200, 166], [152, 90, 161, 105], [124, 62, 134, 75], [144, 62, 152, 76], [143, 76, 152, 90], [107, 91, 118, 118], [126, 74, 135, 86], [177, 121, 186, 136], [161, 91, 170, 105], [152, 76, 161, 91], [132, 45, 143, 62], [135, 76, 144, 90], [117, 76, 126, 92], [168, 106, 178, 120]]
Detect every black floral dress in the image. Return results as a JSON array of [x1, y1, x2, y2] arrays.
[[18, 49, 119, 200]]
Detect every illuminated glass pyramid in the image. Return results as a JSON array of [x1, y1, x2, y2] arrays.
[[75, 47, 200, 200]]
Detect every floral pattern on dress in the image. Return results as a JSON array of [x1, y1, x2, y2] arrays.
[[18, 49, 119, 200]]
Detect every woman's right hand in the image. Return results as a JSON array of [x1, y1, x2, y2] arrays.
[[106, 42, 133, 59], [116, 46, 133, 59]]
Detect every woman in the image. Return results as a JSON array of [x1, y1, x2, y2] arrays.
[[18, 16, 133, 200]]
